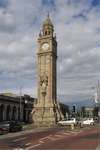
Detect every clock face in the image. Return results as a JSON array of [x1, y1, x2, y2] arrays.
[[42, 43, 49, 50]]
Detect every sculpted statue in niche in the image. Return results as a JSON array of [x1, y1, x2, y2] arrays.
[[40, 74, 48, 95]]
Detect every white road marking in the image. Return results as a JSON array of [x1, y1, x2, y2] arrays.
[[61, 132, 72, 135], [25, 131, 82, 150], [38, 131, 78, 144], [96, 145, 100, 150], [25, 143, 41, 150], [46, 136, 58, 141], [39, 140, 45, 144], [54, 134, 65, 138], [39, 134, 52, 141], [14, 148, 24, 150], [68, 131, 80, 134], [39, 135, 53, 142], [25, 143, 31, 146], [13, 137, 27, 142], [39, 136, 49, 140]]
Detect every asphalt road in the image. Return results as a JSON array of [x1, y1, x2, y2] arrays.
[[0, 125, 100, 150]]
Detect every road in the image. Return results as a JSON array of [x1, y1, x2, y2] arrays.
[[0, 125, 100, 150]]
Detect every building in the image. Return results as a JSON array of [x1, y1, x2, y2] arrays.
[[85, 107, 94, 118], [33, 14, 62, 126], [0, 93, 35, 123]]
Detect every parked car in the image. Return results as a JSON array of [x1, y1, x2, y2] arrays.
[[0, 122, 9, 135], [80, 118, 94, 126], [58, 118, 78, 126], [9, 121, 23, 132], [0, 121, 23, 134]]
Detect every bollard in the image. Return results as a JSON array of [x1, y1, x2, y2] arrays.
[[71, 123, 74, 130]]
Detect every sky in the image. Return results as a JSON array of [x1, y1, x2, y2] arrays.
[[0, 0, 100, 104]]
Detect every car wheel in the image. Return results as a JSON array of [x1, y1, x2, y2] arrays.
[[91, 122, 94, 125], [0, 131, 3, 135]]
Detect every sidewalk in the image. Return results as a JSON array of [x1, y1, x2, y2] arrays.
[[0, 124, 50, 140]]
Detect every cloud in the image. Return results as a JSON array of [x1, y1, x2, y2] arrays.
[[0, 0, 9, 8], [0, 9, 15, 32], [0, 0, 100, 103]]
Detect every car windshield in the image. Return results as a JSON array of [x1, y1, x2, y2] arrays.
[[68, 118, 74, 120]]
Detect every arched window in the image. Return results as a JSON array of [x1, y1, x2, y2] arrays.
[[45, 31, 47, 35]]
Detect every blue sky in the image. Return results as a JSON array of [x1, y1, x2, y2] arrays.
[[0, 0, 100, 103]]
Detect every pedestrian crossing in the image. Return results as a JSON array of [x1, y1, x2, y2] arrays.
[[25, 130, 82, 150], [13, 130, 82, 150]]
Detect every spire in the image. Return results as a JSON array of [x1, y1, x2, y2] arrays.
[[42, 13, 54, 36], [43, 13, 53, 27]]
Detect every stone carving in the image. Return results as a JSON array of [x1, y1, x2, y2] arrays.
[[40, 74, 48, 95]]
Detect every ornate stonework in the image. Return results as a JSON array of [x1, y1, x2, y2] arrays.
[[33, 14, 62, 126]]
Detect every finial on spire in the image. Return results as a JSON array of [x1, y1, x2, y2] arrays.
[[47, 11, 50, 18]]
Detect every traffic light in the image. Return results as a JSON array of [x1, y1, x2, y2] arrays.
[[73, 105, 76, 113]]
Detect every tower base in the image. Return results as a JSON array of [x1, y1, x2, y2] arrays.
[[32, 104, 62, 127]]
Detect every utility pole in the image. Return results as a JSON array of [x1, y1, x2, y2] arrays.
[[97, 80, 100, 103], [97, 80, 100, 118], [19, 86, 22, 121]]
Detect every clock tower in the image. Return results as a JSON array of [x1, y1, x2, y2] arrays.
[[33, 14, 62, 126]]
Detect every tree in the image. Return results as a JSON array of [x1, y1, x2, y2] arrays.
[[81, 106, 86, 118], [59, 103, 70, 118], [93, 106, 99, 117]]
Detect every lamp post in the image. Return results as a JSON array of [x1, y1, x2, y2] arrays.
[[24, 99, 28, 123], [91, 81, 100, 119], [19, 86, 22, 121]]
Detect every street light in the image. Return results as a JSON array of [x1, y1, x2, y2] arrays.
[[19, 86, 22, 121], [24, 98, 28, 123], [25, 100, 28, 104]]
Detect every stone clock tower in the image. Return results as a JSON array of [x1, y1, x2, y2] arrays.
[[33, 14, 62, 126]]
